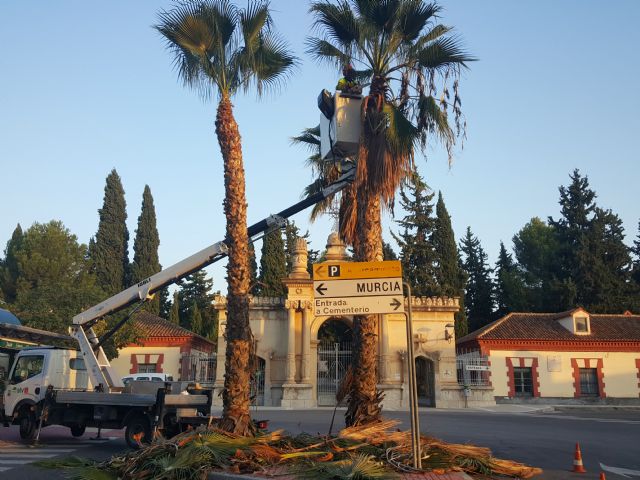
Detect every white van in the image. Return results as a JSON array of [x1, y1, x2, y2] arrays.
[[121, 373, 173, 385]]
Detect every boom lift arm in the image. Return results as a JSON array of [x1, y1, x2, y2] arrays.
[[70, 164, 355, 391]]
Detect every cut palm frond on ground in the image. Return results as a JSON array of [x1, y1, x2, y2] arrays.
[[36, 422, 542, 479]]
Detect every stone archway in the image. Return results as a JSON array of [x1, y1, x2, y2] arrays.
[[316, 318, 353, 406], [415, 356, 436, 407]]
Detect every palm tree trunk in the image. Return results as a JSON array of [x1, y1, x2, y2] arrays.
[[346, 188, 383, 427], [345, 73, 387, 427], [215, 94, 253, 436]]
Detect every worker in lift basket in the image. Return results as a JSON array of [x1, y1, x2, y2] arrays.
[[336, 64, 362, 95]]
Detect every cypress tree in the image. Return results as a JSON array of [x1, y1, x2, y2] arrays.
[[258, 229, 287, 297], [382, 241, 398, 260], [169, 291, 180, 325], [0, 224, 23, 303], [91, 169, 129, 295], [460, 227, 494, 332], [432, 192, 468, 337], [392, 172, 438, 296], [248, 242, 258, 294], [631, 221, 640, 311], [130, 185, 162, 314], [189, 301, 203, 336], [494, 241, 527, 318]]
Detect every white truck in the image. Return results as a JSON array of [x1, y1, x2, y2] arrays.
[[1, 164, 355, 447]]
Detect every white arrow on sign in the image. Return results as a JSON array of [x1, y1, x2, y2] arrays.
[[314, 277, 403, 298], [314, 296, 404, 316]]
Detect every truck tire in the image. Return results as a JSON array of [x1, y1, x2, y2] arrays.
[[70, 424, 86, 437], [19, 414, 37, 440], [125, 415, 151, 449]]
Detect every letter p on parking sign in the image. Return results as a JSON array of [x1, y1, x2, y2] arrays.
[[328, 265, 341, 277]]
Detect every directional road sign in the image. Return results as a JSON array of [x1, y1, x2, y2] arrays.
[[314, 277, 402, 298], [313, 260, 401, 281], [314, 296, 403, 317], [312, 260, 405, 316]]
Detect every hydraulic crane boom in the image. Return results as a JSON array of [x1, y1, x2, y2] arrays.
[[70, 163, 355, 391]]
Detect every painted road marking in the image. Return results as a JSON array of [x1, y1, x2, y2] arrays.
[[1, 448, 76, 453], [0, 453, 59, 458], [600, 463, 640, 477], [0, 466, 12, 471]]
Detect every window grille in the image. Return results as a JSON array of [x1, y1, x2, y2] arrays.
[[513, 367, 533, 396], [579, 368, 599, 396]]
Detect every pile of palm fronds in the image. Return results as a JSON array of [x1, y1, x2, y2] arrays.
[[36, 420, 542, 480]]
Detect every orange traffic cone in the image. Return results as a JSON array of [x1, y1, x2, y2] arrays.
[[600, 473, 606, 480], [572, 443, 587, 473]]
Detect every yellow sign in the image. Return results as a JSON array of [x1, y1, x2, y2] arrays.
[[313, 260, 402, 281]]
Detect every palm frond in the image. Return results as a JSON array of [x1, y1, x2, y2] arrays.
[[306, 37, 351, 68], [240, 0, 270, 52], [353, 0, 400, 35], [416, 35, 475, 71], [394, 0, 441, 43], [310, 1, 360, 48]]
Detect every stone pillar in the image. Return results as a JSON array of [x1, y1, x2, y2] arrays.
[[301, 302, 311, 383], [286, 301, 297, 383], [290, 239, 310, 279]]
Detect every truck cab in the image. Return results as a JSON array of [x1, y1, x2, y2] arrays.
[[2, 347, 90, 428]]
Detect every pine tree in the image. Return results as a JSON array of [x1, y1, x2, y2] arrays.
[[10, 221, 105, 335], [460, 227, 494, 332], [549, 170, 633, 312], [392, 173, 438, 296], [0, 224, 23, 303], [178, 271, 216, 331], [588, 207, 633, 312], [130, 185, 162, 315], [169, 291, 180, 325], [90, 169, 129, 295], [494, 242, 527, 318], [258, 229, 287, 297], [512, 217, 566, 311], [432, 192, 468, 337]]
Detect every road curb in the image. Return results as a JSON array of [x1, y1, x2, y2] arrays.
[[208, 470, 474, 480]]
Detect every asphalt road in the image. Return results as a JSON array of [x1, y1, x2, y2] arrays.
[[0, 408, 637, 480]]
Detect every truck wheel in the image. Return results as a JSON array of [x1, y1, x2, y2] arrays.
[[19, 414, 37, 440], [125, 416, 151, 449], [70, 424, 86, 437]]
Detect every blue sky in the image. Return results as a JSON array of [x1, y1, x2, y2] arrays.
[[1, 1, 639, 294]]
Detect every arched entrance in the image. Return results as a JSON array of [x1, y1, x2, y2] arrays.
[[415, 356, 436, 407], [250, 356, 266, 406], [317, 319, 353, 406]]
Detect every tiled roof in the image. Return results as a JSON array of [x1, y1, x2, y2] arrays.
[[133, 311, 210, 341], [457, 309, 640, 344]]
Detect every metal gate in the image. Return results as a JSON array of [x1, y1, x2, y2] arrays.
[[415, 357, 436, 407], [180, 354, 217, 383], [250, 357, 266, 406], [317, 341, 351, 406]]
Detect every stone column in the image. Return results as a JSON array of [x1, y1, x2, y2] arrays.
[[301, 302, 311, 383], [285, 301, 297, 383]]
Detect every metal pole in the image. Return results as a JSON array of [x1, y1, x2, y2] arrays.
[[403, 282, 421, 469]]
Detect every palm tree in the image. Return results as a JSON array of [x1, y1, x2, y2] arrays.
[[308, 0, 473, 425], [156, 0, 296, 435]]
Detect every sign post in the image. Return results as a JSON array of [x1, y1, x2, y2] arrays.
[[312, 260, 421, 469]]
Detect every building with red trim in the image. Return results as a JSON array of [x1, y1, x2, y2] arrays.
[[110, 312, 216, 382], [457, 308, 640, 403]]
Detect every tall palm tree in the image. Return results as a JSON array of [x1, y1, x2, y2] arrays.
[[308, 0, 473, 426], [156, 0, 296, 435]]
